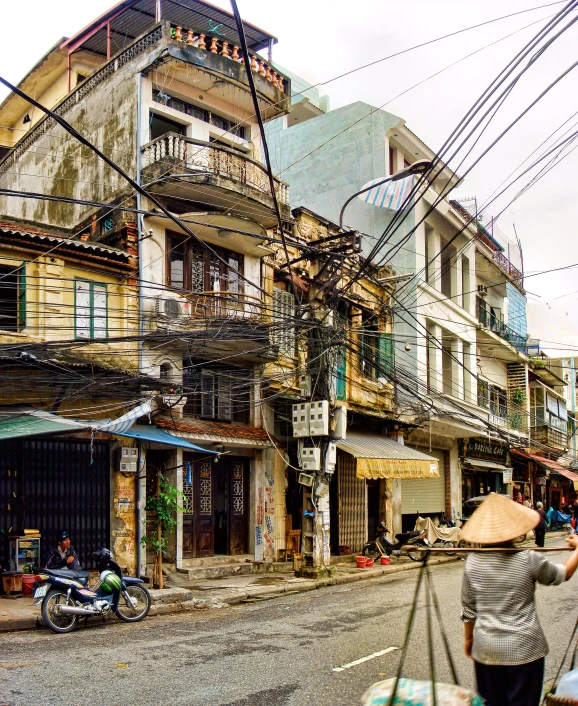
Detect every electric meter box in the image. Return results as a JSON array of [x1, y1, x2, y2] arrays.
[[301, 447, 321, 471], [325, 442, 337, 473], [292, 402, 310, 438], [298, 472, 314, 487], [299, 374, 311, 397], [331, 405, 347, 440], [117, 447, 137, 473], [309, 400, 329, 436]]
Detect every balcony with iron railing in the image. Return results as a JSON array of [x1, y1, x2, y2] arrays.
[[141, 133, 289, 227], [149, 290, 275, 362], [476, 296, 527, 353]]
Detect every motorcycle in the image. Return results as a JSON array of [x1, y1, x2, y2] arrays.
[[33, 548, 151, 634], [362, 521, 429, 562]]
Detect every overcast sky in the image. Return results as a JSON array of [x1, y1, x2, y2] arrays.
[[1, 1, 577, 355]]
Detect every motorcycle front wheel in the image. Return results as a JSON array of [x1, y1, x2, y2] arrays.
[[362, 543, 382, 561], [406, 544, 426, 562], [41, 590, 78, 634], [115, 585, 151, 622]]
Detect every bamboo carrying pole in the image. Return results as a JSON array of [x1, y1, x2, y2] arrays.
[[402, 545, 574, 553]]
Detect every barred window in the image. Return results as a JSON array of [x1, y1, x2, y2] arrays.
[[272, 288, 295, 358]]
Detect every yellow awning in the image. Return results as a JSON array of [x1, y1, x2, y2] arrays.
[[336, 433, 439, 480]]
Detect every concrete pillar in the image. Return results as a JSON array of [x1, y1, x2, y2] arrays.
[[174, 448, 183, 570], [427, 227, 441, 290], [449, 442, 461, 520], [452, 338, 464, 399], [428, 322, 444, 393]]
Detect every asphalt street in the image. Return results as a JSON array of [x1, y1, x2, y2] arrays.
[[1, 547, 576, 706]]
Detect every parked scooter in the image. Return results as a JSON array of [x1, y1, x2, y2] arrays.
[[33, 548, 150, 633], [362, 522, 429, 562]]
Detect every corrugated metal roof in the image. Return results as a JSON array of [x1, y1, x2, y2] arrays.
[[337, 433, 438, 462], [0, 222, 132, 262], [62, 0, 277, 55]]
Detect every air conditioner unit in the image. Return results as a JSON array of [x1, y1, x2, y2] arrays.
[[154, 296, 187, 319], [301, 447, 321, 471]]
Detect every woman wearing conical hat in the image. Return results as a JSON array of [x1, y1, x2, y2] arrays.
[[461, 492, 578, 706]]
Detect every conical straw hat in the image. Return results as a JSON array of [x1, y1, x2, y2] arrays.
[[461, 492, 540, 545]]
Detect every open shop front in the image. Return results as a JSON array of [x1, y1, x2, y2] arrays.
[[0, 411, 112, 592], [511, 448, 578, 510], [458, 437, 511, 518], [330, 433, 439, 554]]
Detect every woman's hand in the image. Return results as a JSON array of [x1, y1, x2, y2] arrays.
[[566, 535, 578, 549]]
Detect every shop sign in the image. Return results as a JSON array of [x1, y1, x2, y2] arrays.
[[458, 437, 508, 464], [502, 469, 513, 483]]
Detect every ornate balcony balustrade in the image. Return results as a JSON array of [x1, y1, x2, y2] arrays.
[[169, 24, 287, 93], [142, 133, 289, 206]]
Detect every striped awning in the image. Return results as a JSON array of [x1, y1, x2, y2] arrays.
[[96, 401, 152, 434], [357, 175, 415, 211], [336, 433, 439, 480]]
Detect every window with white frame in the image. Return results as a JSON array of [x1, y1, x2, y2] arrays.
[[75, 280, 107, 340]]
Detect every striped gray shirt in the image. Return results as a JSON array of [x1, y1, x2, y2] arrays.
[[461, 551, 566, 665]]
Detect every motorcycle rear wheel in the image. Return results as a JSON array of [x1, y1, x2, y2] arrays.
[[362, 544, 382, 561], [115, 585, 151, 622], [41, 590, 78, 633]]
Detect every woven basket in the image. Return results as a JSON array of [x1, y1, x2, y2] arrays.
[[544, 693, 578, 705]]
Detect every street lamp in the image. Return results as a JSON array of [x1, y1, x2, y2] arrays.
[[338, 158, 432, 230]]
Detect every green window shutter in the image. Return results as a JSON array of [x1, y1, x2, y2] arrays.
[[17, 264, 26, 332], [336, 347, 347, 400], [377, 332, 394, 376]]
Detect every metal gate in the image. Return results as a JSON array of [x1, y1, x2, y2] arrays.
[[0, 437, 110, 569]]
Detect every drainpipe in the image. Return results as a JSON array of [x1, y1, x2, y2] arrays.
[[136, 71, 144, 577]]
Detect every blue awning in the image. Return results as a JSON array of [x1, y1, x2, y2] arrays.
[[111, 424, 218, 454]]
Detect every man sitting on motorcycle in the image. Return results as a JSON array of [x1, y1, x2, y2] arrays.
[[45, 531, 80, 571]]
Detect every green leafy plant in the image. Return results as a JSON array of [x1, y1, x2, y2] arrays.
[[511, 389, 526, 405], [141, 474, 184, 554], [509, 413, 524, 430]]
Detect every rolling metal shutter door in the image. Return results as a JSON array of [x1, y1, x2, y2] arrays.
[[337, 451, 367, 552], [401, 448, 445, 515]]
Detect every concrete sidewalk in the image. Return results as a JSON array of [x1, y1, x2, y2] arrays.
[[1, 532, 567, 632], [0, 554, 456, 632]]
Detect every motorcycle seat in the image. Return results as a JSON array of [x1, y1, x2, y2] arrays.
[[395, 530, 421, 541], [45, 568, 89, 581]]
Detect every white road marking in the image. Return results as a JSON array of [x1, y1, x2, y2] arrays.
[[332, 646, 399, 672]]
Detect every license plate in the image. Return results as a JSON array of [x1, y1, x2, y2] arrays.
[[33, 584, 48, 598]]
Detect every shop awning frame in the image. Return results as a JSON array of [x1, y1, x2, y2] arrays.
[[463, 458, 510, 471], [336, 433, 439, 480], [0, 408, 88, 440], [109, 424, 218, 453]]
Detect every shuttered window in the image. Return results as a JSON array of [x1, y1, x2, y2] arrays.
[[184, 359, 251, 423], [273, 288, 295, 358], [75, 280, 108, 340]]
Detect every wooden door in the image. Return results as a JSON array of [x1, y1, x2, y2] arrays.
[[194, 458, 214, 557], [229, 459, 248, 555], [182, 459, 194, 559]]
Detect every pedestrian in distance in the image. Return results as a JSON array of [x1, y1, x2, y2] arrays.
[[523, 495, 532, 508], [45, 531, 81, 571], [535, 501, 547, 547], [461, 492, 578, 706]]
